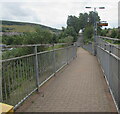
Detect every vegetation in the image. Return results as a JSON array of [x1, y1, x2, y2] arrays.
[[1, 12, 101, 59], [83, 25, 93, 41], [2, 27, 57, 59], [1, 20, 60, 33], [2, 11, 119, 60], [100, 28, 120, 44], [65, 12, 119, 44], [100, 28, 120, 39], [1, 19, 75, 59], [61, 11, 101, 43], [2, 13, 120, 104]]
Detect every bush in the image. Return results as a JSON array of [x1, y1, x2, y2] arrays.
[[83, 25, 93, 41], [59, 36, 73, 43]]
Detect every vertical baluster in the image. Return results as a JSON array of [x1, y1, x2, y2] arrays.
[[2, 62, 7, 103], [28, 56, 32, 91], [7, 62, 11, 104], [26, 56, 29, 94], [53, 44, 56, 76], [17, 59, 20, 102], [34, 46, 39, 91], [29, 56, 32, 90], [66, 46, 69, 65], [24, 57, 28, 95], [20, 58, 24, 100], [10, 61, 15, 105]]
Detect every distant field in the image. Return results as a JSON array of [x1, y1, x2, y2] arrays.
[[2, 24, 37, 32], [1, 20, 61, 33]]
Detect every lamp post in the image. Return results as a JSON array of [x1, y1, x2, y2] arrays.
[[85, 7, 105, 56]]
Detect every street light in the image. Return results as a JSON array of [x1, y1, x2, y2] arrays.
[[85, 7, 92, 9], [85, 7, 105, 56], [99, 7, 105, 9]]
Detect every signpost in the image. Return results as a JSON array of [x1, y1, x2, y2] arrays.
[[85, 7, 105, 56], [98, 21, 108, 27]]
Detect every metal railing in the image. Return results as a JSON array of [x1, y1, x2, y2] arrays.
[[83, 36, 120, 110], [82, 41, 93, 54], [96, 36, 120, 111], [1, 44, 77, 109]]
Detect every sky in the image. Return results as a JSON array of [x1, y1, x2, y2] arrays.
[[0, 0, 119, 29]]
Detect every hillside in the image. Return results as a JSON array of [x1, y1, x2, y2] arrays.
[[1, 20, 61, 34]]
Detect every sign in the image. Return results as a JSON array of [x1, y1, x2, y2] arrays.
[[98, 22, 108, 26]]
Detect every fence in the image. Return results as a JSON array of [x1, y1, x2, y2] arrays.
[[1, 44, 77, 109], [96, 36, 120, 110], [83, 36, 120, 110], [82, 42, 93, 54]]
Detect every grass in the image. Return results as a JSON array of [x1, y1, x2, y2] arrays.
[[1, 20, 61, 33], [47, 45, 65, 51], [2, 25, 37, 33], [103, 39, 120, 45]]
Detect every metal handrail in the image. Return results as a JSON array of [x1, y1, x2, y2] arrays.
[[99, 36, 120, 41], [82, 36, 120, 110], [97, 45, 120, 60], [1, 44, 77, 109], [2, 43, 68, 48]]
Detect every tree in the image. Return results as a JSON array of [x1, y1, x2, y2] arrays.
[[50, 34, 58, 44], [58, 26, 77, 42], [23, 27, 53, 44], [117, 28, 120, 39], [67, 16, 80, 33], [88, 11, 100, 25], [100, 28, 109, 36], [35, 27, 53, 44], [79, 13, 89, 30], [2, 35, 15, 45], [110, 28, 117, 38], [83, 25, 93, 41], [59, 36, 73, 43]]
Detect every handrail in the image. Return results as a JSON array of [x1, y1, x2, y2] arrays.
[[99, 36, 120, 41], [97, 45, 120, 60], [82, 36, 120, 111], [1, 43, 74, 48], [1, 44, 77, 108]]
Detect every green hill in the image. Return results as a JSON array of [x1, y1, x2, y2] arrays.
[[1, 20, 61, 33]]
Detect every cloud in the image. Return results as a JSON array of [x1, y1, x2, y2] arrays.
[[1, 2, 40, 23], [0, 0, 119, 29]]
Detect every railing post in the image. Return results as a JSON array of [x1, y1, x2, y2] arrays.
[[73, 43, 76, 58], [0, 72, 2, 102], [53, 44, 56, 76], [109, 45, 111, 53], [72, 44, 74, 59], [34, 46, 39, 92], [104, 44, 106, 50], [108, 44, 111, 87], [66, 45, 69, 65], [118, 57, 120, 110], [75, 43, 77, 58]]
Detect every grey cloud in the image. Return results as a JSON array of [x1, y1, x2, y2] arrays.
[[0, 0, 118, 29], [2, 2, 29, 17], [1, 2, 41, 23]]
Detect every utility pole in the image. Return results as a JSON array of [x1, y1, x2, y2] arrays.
[[93, 7, 98, 56], [85, 7, 105, 56]]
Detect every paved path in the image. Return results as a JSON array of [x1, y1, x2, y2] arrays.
[[17, 48, 117, 112]]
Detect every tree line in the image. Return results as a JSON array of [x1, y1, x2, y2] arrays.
[[61, 11, 101, 43], [100, 28, 120, 39], [2, 11, 102, 46], [2, 12, 101, 59], [3, 11, 119, 59]]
